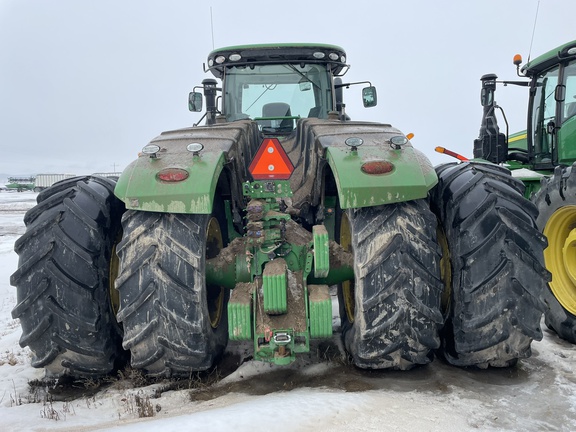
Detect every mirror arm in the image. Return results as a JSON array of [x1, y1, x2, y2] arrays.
[[193, 112, 208, 127], [335, 80, 372, 89], [498, 80, 530, 87]]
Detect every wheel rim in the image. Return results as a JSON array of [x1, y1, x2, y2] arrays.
[[436, 225, 452, 314], [109, 236, 121, 317], [543, 206, 576, 315], [340, 212, 355, 323], [206, 216, 225, 329]]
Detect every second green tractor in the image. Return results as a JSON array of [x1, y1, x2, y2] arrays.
[[470, 40, 576, 345]]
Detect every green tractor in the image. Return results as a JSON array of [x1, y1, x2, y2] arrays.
[[470, 40, 576, 344], [11, 44, 548, 378]]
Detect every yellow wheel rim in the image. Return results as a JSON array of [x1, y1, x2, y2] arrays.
[[340, 213, 355, 323], [543, 206, 576, 315], [206, 217, 225, 328], [436, 225, 452, 313]]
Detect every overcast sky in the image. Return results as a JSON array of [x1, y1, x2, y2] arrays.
[[1, 0, 575, 177]]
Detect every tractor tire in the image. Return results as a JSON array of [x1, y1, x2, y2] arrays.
[[337, 200, 444, 370], [531, 164, 576, 343], [115, 210, 229, 377], [431, 162, 548, 368], [10, 176, 126, 378]]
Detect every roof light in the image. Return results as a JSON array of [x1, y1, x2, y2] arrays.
[[249, 138, 294, 180], [157, 168, 189, 182], [215, 55, 226, 64], [341, 55, 346, 63], [313, 51, 326, 59], [329, 52, 339, 61], [568, 47, 576, 56], [229, 53, 242, 61], [208, 58, 214, 67]]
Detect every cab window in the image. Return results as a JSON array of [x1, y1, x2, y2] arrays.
[[532, 66, 559, 162], [223, 64, 333, 130]]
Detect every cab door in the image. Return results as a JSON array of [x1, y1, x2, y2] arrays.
[[557, 60, 576, 165]]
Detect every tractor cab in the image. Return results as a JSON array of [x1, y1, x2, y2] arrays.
[[473, 40, 576, 170], [189, 44, 377, 133], [526, 47, 576, 168]]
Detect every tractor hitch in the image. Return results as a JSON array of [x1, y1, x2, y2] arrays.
[[205, 179, 353, 365]]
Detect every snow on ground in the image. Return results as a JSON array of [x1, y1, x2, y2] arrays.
[[0, 191, 575, 431]]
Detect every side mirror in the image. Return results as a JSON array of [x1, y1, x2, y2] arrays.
[[362, 86, 377, 108], [189, 91, 203, 112], [555, 84, 566, 102], [479, 73, 498, 107], [480, 87, 494, 107]]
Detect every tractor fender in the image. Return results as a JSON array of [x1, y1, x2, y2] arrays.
[[114, 150, 225, 214], [325, 144, 438, 209]]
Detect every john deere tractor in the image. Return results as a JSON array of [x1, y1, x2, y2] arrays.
[[11, 44, 548, 378], [470, 40, 576, 344]]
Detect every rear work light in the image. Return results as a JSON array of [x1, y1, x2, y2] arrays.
[[157, 168, 189, 182], [141, 144, 161, 158]]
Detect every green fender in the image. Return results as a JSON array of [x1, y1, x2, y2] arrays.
[[325, 145, 438, 209], [114, 151, 225, 214]]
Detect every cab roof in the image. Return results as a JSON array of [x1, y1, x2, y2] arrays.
[[205, 43, 348, 78], [522, 39, 576, 76]]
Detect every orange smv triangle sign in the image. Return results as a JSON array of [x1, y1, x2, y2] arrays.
[[249, 138, 294, 180]]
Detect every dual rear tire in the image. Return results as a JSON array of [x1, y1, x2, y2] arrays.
[[11, 178, 228, 378], [337, 200, 443, 370], [430, 162, 547, 367], [339, 162, 548, 369], [10, 176, 125, 377], [114, 211, 229, 377]]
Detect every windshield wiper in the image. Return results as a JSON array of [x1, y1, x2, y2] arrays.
[[245, 83, 277, 112], [285, 64, 321, 91]]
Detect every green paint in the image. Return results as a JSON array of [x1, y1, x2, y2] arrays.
[[263, 265, 288, 314], [326, 145, 438, 209], [308, 284, 332, 339], [312, 225, 330, 278], [114, 152, 225, 214], [228, 301, 252, 341]]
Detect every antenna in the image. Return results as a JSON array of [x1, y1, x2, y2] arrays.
[[210, 7, 215, 50], [527, 0, 541, 63]]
